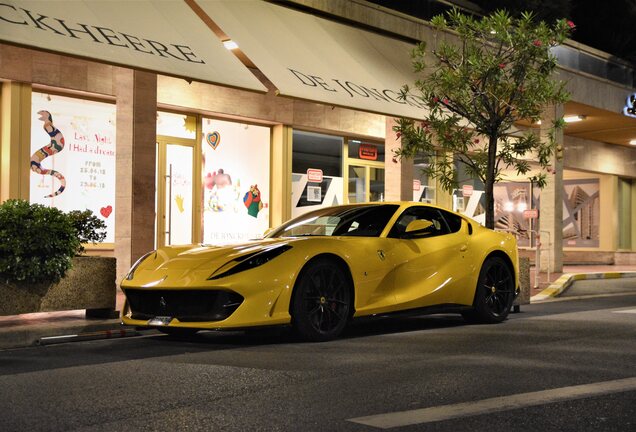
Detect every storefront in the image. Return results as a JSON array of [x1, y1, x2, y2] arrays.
[[1, 0, 635, 285]]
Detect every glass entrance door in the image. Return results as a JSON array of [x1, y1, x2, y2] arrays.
[[347, 165, 385, 203], [156, 137, 196, 247]]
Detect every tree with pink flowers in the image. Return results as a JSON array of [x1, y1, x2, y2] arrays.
[[395, 9, 575, 229]]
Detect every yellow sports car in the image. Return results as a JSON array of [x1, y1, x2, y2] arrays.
[[121, 202, 519, 341]]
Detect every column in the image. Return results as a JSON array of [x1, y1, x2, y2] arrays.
[[0, 82, 31, 202], [539, 104, 564, 273], [271, 124, 292, 227], [114, 69, 157, 282], [384, 117, 413, 201]]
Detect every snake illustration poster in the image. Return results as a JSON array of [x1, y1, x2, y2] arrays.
[[29, 93, 116, 243], [201, 118, 270, 245]]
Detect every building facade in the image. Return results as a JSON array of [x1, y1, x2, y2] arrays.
[[1, 0, 635, 284]]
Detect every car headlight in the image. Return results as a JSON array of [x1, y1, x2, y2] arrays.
[[208, 244, 292, 280], [125, 250, 156, 281]]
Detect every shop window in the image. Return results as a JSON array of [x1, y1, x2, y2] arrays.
[[413, 155, 435, 203], [29, 92, 116, 243], [452, 156, 487, 225], [563, 178, 599, 248], [493, 182, 535, 247], [201, 118, 270, 244], [292, 130, 343, 217], [618, 178, 632, 250]]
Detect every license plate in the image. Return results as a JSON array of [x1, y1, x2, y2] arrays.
[[148, 316, 172, 326]]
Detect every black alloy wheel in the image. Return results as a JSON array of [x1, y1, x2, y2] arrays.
[[462, 256, 515, 324], [291, 257, 352, 342]]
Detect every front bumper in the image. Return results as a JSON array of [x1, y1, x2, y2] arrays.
[[124, 288, 243, 322]]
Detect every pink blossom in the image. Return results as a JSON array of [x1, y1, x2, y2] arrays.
[[498, 63, 506, 69], [442, 98, 449, 104], [432, 97, 439, 103], [474, 138, 480, 144], [533, 40, 542, 47], [396, 132, 402, 139], [566, 20, 575, 28]]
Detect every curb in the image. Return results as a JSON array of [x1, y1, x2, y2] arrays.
[[531, 272, 636, 302], [0, 320, 140, 350]]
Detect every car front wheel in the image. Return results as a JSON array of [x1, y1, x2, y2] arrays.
[[291, 258, 352, 342]]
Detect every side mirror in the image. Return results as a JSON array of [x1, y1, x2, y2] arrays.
[[404, 219, 434, 237]]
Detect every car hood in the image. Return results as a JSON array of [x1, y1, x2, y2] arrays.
[[126, 238, 296, 286]]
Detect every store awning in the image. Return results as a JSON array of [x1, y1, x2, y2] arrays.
[[0, 0, 267, 92], [196, 0, 425, 119]]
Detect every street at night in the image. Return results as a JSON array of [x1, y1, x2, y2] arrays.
[[1, 286, 635, 431]]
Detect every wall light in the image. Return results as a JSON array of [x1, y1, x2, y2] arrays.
[[223, 40, 239, 50], [563, 115, 587, 123], [629, 139, 636, 146]]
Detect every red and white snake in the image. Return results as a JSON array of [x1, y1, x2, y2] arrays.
[[31, 110, 66, 198]]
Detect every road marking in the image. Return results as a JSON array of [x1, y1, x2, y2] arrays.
[[614, 308, 636, 314], [348, 377, 636, 429]]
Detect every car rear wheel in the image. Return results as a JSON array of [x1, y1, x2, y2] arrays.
[[291, 258, 352, 342], [462, 256, 514, 324]]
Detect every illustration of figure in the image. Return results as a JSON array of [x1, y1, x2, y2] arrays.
[[243, 184, 264, 218], [30, 110, 66, 197], [205, 168, 237, 212], [205, 169, 232, 190]]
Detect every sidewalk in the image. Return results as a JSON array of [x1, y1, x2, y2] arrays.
[[0, 290, 139, 350], [1, 264, 635, 350], [529, 264, 636, 299]]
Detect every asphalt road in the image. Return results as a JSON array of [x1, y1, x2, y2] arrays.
[[1, 290, 635, 431]]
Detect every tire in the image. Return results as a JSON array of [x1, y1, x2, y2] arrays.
[[462, 256, 515, 324], [157, 327, 199, 337], [291, 257, 352, 342]]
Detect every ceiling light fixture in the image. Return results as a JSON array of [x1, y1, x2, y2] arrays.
[[563, 115, 586, 123], [223, 40, 239, 50]]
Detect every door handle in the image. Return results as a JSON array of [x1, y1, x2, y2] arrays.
[[460, 245, 468, 252]]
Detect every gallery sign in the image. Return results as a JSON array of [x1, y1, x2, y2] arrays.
[[358, 144, 378, 161], [0, 0, 265, 91], [307, 168, 323, 183], [199, 0, 426, 119]]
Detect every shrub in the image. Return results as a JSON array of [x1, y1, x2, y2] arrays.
[[67, 210, 107, 254], [0, 200, 80, 285]]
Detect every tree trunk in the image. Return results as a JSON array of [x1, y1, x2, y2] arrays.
[[484, 134, 498, 229]]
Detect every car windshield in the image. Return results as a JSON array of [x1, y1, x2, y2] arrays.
[[267, 204, 400, 238]]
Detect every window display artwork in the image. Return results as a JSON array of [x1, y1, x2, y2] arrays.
[[30, 93, 116, 243], [292, 173, 343, 218], [493, 182, 537, 247], [563, 179, 599, 247], [202, 118, 270, 245]]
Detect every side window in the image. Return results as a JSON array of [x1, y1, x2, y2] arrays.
[[389, 207, 451, 239], [438, 209, 463, 234], [335, 205, 399, 237]]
